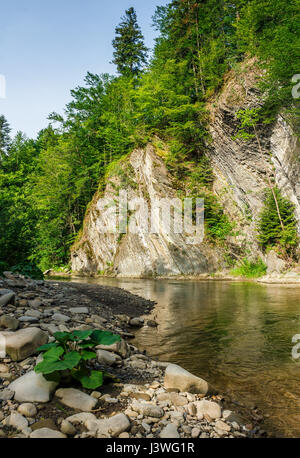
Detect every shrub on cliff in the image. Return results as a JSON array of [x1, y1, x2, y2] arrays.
[[258, 188, 299, 258]]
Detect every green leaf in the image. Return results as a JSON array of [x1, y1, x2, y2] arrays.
[[53, 332, 72, 344], [62, 351, 82, 369], [43, 346, 64, 361], [70, 330, 94, 341], [80, 350, 97, 361], [36, 342, 59, 352], [35, 349, 81, 375], [35, 359, 67, 374], [91, 330, 121, 346], [78, 370, 104, 389]]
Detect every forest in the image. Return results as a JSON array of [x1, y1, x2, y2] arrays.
[[0, 0, 299, 274]]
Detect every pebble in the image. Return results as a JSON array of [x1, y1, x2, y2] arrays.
[[17, 403, 37, 417]]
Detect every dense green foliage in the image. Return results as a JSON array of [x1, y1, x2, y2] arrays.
[[35, 329, 120, 389], [258, 188, 299, 258], [0, 1, 299, 269], [10, 261, 44, 280]]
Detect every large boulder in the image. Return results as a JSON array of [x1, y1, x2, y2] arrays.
[[164, 364, 211, 395], [1, 327, 48, 361], [55, 388, 97, 412], [9, 370, 58, 403]]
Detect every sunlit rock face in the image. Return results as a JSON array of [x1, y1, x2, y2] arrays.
[[72, 60, 299, 277], [207, 59, 300, 255], [71, 145, 220, 277]]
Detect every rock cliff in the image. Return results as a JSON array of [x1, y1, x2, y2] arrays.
[[71, 146, 223, 276], [71, 61, 299, 277]]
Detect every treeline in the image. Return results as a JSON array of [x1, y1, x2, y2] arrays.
[[0, 0, 299, 271]]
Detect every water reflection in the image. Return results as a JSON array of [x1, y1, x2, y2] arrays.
[[66, 277, 300, 437]]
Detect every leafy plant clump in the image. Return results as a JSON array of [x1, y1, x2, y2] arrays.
[[35, 330, 121, 389], [10, 261, 44, 280], [231, 258, 267, 278]]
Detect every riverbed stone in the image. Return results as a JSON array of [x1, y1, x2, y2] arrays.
[[66, 412, 97, 426], [194, 400, 221, 419], [156, 392, 187, 406], [9, 370, 58, 403], [5, 412, 29, 431], [2, 327, 48, 361], [60, 419, 76, 436], [52, 313, 70, 322], [164, 363, 210, 395], [70, 307, 89, 314], [19, 316, 39, 323], [191, 427, 201, 438], [129, 317, 144, 327], [0, 363, 8, 373], [97, 349, 122, 366], [25, 310, 42, 319], [131, 401, 164, 418], [18, 403, 37, 417], [30, 428, 66, 438], [96, 339, 130, 359], [85, 413, 130, 438], [0, 388, 14, 401], [28, 298, 43, 308], [55, 388, 97, 412], [215, 420, 231, 435], [0, 315, 19, 330], [0, 291, 15, 307], [159, 423, 180, 438]]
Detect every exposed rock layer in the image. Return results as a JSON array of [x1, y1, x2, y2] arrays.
[[72, 61, 300, 277]]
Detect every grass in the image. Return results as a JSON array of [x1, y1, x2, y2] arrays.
[[230, 258, 267, 278]]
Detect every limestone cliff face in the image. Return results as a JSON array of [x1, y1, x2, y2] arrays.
[[71, 146, 222, 276], [207, 59, 300, 255], [71, 61, 299, 277]]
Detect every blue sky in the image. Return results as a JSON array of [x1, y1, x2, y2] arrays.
[[0, 0, 169, 138]]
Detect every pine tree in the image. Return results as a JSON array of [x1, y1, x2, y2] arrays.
[[112, 7, 148, 77], [0, 115, 11, 159]]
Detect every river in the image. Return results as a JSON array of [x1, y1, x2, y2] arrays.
[[58, 277, 300, 437]]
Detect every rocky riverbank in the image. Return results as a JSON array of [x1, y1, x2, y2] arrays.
[[0, 272, 266, 439]]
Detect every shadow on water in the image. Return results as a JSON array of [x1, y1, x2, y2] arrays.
[[60, 277, 300, 437]]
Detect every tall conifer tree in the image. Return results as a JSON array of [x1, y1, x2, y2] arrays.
[[112, 7, 148, 77]]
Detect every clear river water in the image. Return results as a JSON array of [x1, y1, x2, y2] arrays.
[[63, 277, 300, 437]]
